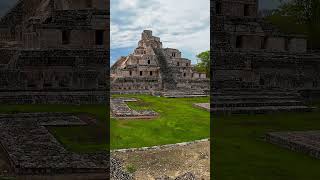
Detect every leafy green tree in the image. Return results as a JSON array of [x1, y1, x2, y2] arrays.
[[195, 50, 210, 77]]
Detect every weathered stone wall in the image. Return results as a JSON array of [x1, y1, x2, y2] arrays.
[[216, 0, 258, 17], [54, 0, 108, 10], [214, 51, 320, 89], [0, 49, 107, 91]]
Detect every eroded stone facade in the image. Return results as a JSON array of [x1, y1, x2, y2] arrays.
[[111, 30, 209, 93], [213, 0, 320, 90], [0, 0, 108, 104]]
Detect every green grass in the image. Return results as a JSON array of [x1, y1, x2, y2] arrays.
[[0, 96, 210, 151], [0, 104, 108, 152], [110, 95, 210, 149], [214, 107, 320, 180]]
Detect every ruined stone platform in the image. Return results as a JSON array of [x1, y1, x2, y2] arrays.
[[110, 98, 158, 119], [193, 103, 210, 112], [266, 131, 320, 159], [211, 89, 314, 114], [0, 113, 109, 175], [0, 91, 106, 104], [161, 90, 208, 98]]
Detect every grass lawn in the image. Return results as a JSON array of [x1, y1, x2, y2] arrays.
[[0, 95, 210, 151], [0, 104, 108, 152], [110, 95, 210, 149], [214, 104, 320, 180]]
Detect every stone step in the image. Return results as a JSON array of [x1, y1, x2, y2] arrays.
[[212, 95, 300, 101], [212, 91, 300, 96], [211, 106, 314, 114], [163, 94, 208, 98], [215, 88, 291, 92], [211, 100, 304, 108]]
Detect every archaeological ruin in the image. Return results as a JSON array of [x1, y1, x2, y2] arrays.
[[211, 0, 320, 113], [111, 30, 210, 97], [0, 0, 108, 104]]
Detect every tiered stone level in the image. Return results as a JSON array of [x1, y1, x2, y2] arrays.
[[111, 30, 209, 94], [211, 88, 314, 114]]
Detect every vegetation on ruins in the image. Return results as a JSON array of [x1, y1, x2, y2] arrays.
[[269, 0, 320, 49], [195, 50, 210, 77]]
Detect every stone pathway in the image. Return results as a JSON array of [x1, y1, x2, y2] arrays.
[[111, 98, 158, 119], [0, 113, 109, 175], [266, 131, 320, 159], [113, 140, 210, 180]]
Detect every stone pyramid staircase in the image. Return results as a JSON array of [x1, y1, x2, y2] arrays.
[[211, 88, 315, 114], [153, 48, 177, 90]]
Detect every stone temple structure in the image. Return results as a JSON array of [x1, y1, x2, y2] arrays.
[[111, 30, 209, 96], [0, 0, 108, 104], [211, 0, 320, 113]]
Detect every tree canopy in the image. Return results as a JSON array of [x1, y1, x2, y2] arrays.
[[270, 0, 320, 49], [194, 50, 210, 77]]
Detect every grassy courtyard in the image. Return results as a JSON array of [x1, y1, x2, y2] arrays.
[[0, 95, 210, 151], [110, 95, 210, 149], [214, 105, 320, 180]]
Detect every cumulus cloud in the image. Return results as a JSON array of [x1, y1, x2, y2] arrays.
[[111, 0, 210, 63]]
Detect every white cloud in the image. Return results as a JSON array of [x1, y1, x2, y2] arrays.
[[111, 0, 210, 63]]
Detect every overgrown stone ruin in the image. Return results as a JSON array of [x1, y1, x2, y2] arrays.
[[0, 0, 108, 104], [211, 0, 320, 113], [111, 30, 210, 97]]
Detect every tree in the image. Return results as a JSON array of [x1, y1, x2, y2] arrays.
[[275, 0, 320, 24], [272, 0, 320, 49], [195, 50, 210, 77]]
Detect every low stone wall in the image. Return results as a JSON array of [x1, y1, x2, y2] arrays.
[[111, 90, 152, 95], [111, 139, 210, 153], [0, 91, 106, 104], [266, 131, 320, 160], [111, 98, 158, 119]]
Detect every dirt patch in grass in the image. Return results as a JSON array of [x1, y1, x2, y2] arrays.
[[113, 140, 210, 180]]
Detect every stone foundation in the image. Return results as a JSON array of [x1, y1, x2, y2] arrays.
[[0, 113, 109, 175], [0, 91, 106, 104], [111, 98, 158, 119], [266, 131, 320, 159]]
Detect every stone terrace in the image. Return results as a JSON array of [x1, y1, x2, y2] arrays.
[[0, 113, 109, 175], [211, 88, 314, 114], [266, 131, 320, 159], [111, 98, 158, 119]]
